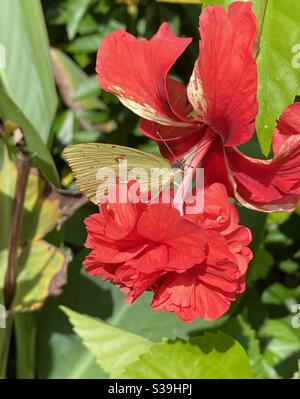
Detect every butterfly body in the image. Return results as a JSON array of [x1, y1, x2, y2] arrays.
[[171, 159, 185, 172]]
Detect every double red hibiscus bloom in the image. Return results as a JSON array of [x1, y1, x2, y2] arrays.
[[84, 184, 252, 321], [83, 1, 300, 321], [97, 1, 300, 212]]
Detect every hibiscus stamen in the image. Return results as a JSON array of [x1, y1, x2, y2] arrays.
[[173, 129, 216, 214]]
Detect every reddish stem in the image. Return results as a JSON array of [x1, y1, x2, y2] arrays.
[[4, 152, 31, 309]]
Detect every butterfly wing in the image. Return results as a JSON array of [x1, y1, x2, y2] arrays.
[[63, 143, 172, 204]]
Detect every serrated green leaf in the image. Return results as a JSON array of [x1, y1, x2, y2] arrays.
[[119, 331, 252, 379], [38, 247, 223, 378], [60, 306, 153, 377], [221, 315, 265, 378]]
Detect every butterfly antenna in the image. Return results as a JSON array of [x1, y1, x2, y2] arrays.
[[181, 144, 203, 170], [154, 128, 178, 162]]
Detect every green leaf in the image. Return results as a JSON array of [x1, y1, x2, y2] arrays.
[[20, 171, 62, 242], [37, 250, 224, 378], [64, 20, 125, 54], [259, 318, 300, 378], [0, 0, 58, 145], [156, 0, 202, 3], [267, 212, 292, 226], [279, 260, 299, 274], [265, 223, 293, 248], [247, 245, 273, 284], [0, 140, 15, 306], [12, 241, 70, 312], [65, 33, 103, 53], [292, 360, 300, 379], [0, 140, 70, 377], [14, 313, 37, 378], [256, 0, 300, 155], [66, 0, 94, 40], [238, 207, 267, 253], [119, 332, 252, 379], [262, 283, 300, 307], [221, 315, 265, 378], [61, 306, 153, 377], [0, 89, 59, 185], [61, 306, 251, 379], [51, 48, 104, 112], [0, 141, 72, 312], [56, 110, 75, 147], [0, 316, 12, 378], [73, 76, 102, 102]]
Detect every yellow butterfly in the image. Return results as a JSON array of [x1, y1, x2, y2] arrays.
[[63, 143, 184, 205]]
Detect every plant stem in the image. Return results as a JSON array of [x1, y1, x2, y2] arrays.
[[4, 152, 31, 310], [0, 315, 13, 379]]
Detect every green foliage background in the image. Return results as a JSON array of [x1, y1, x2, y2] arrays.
[[0, 0, 299, 379]]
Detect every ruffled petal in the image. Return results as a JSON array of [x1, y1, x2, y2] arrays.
[[115, 265, 162, 304], [136, 204, 206, 271], [151, 264, 241, 321], [187, 2, 257, 146], [96, 23, 192, 125]]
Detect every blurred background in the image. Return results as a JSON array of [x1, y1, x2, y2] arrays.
[[0, 0, 299, 379]]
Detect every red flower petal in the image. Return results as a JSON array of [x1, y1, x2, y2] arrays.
[[84, 201, 147, 263], [96, 24, 192, 125], [151, 264, 241, 321], [136, 204, 206, 272], [83, 182, 252, 322], [188, 2, 258, 146], [225, 142, 300, 212], [201, 137, 234, 197], [140, 118, 202, 160], [273, 103, 300, 154], [115, 265, 162, 304]]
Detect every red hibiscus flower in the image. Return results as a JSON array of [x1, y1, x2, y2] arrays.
[[84, 183, 252, 321], [96, 1, 300, 212]]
